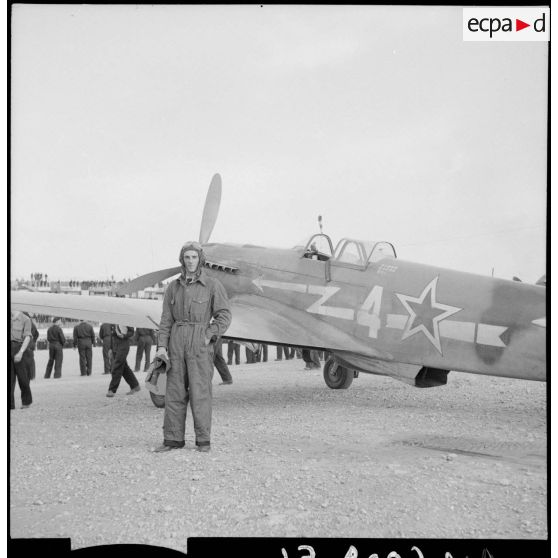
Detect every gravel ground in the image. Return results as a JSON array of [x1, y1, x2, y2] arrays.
[[10, 347, 547, 552]]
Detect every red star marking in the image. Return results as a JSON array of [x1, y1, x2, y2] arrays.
[[396, 277, 461, 354]]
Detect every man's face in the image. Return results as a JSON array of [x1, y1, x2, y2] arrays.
[[183, 250, 200, 273]]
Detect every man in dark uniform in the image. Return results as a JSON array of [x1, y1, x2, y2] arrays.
[[227, 340, 240, 365], [106, 325, 140, 397], [11, 310, 33, 409], [44, 317, 65, 378], [154, 241, 231, 453], [134, 328, 156, 372], [99, 323, 113, 374], [73, 320, 96, 376], [22, 313, 39, 381], [213, 337, 233, 385]]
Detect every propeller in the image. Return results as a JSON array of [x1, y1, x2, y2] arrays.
[[116, 266, 182, 296], [116, 174, 222, 296], [199, 173, 222, 244]]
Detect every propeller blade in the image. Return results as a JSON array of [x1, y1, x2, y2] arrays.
[[199, 173, 222, 244], [116, 266, 182, 296]]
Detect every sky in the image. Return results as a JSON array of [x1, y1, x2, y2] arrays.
[[10, 5, 548, 283]]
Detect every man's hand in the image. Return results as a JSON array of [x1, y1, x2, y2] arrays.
[[14, 351, 23, 363], [156, 347, 168, 359]]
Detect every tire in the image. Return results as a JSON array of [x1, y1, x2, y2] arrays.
[[149, 392, 165, 408], [323, 357, 353, 389]]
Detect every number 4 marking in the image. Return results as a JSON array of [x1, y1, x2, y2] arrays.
[[357, 285, 383, 338]]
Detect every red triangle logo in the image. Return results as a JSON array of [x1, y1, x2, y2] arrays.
[[516, 19, 530, 31]]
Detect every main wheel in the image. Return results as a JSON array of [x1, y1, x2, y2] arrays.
[[323, 357, 353, 389]]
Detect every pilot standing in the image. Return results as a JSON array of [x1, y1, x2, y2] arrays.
[[73, 320, 96, 376], [106, 325, 140, 397], [154, 241, 231, 453], [99, 323, 113, 375]]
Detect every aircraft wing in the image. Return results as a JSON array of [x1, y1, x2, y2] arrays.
[[11, 291, 163, 329], [11, 290, 391, 361]]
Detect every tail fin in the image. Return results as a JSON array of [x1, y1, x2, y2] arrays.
[[535, 274, 546, 286]]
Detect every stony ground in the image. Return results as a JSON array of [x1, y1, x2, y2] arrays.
[[10, 347, 547, 552]]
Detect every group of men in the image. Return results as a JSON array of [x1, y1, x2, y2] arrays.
[[10, 311, 158, 409], [226, 340, 322, 370]]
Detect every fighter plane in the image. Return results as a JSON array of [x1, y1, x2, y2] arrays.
[[12, 174, 546, 408]]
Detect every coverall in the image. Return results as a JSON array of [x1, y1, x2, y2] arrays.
[[158, 270, 231, 448]]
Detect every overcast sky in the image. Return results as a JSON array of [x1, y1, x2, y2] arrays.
[[10, 5, 547, 283]]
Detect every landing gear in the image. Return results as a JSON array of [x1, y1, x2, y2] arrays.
[[323, 357, 354, 389]]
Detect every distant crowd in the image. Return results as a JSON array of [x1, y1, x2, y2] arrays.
[[12, 274, 166, 292]]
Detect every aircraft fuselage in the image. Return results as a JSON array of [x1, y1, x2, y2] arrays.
[[203, 243, 546, 382]]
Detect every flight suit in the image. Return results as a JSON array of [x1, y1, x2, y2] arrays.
[[158, 270, 231, 448]]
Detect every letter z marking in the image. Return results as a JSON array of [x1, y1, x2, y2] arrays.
[[307, 285, 355, 320]]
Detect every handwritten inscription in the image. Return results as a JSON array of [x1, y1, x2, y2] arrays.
[[281, 545, 464, 558]]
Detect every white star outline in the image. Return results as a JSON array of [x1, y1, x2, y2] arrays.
[[396, 276, 462, 354]]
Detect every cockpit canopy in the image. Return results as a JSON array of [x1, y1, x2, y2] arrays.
[[297, 234, 396, 267]]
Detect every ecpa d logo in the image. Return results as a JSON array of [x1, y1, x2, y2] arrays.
[[463, 8, 549, 41]]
